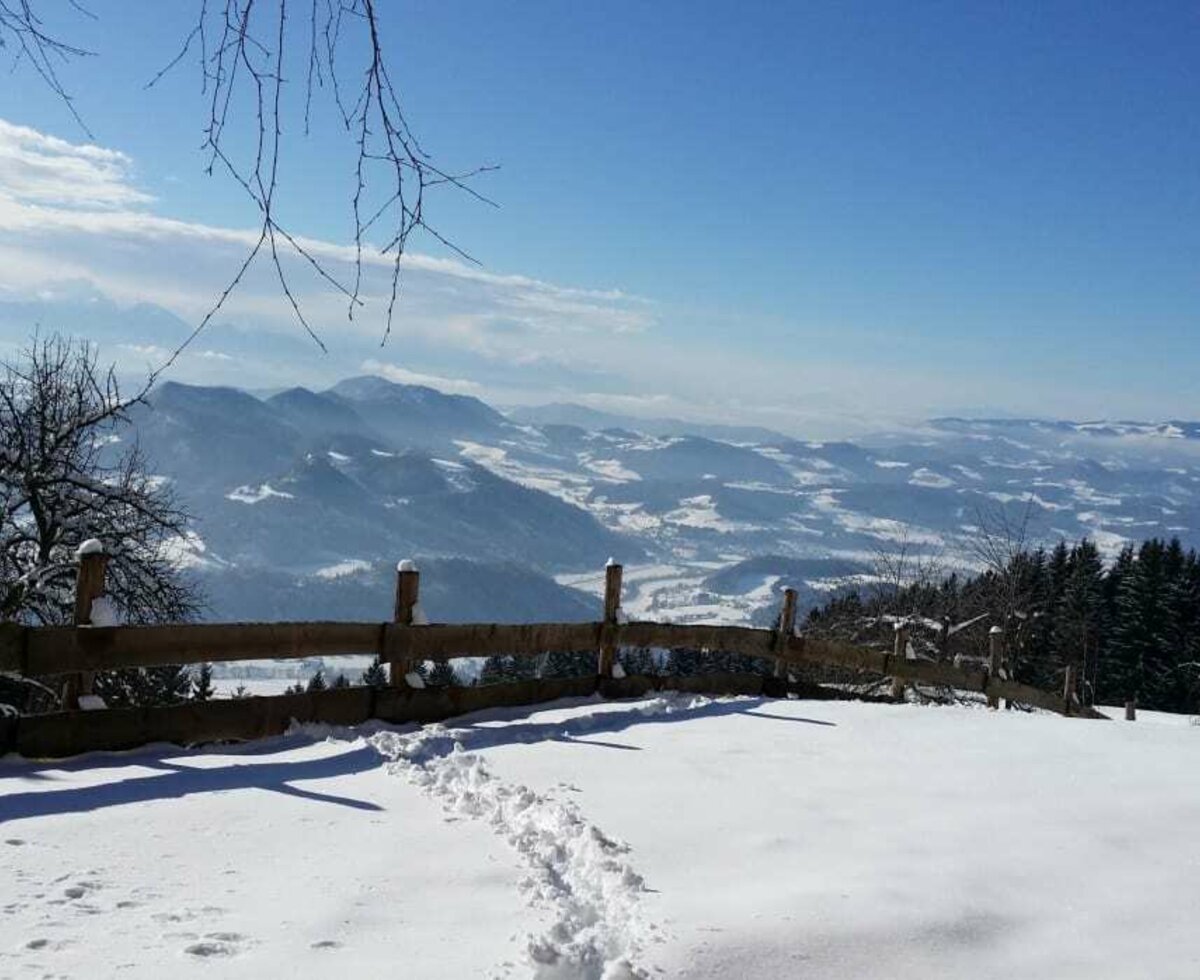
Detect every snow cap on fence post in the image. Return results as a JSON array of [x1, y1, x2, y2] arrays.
[[66, 538, 110, 708], [987, 624, 1004, 709], [392, 558, 422, 688], [75, 538, 105, 559], [598, 559, 623, 678]]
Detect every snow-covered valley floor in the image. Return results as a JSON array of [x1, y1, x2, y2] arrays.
[[2, 696, 1198, 979]]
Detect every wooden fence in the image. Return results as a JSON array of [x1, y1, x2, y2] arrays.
[[0, 553, 1104, 758]]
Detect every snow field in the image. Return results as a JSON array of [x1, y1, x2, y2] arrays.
[[3, 695, 1199, 979], [449, 696, 1200, 979], [1, 735, 531, 978]]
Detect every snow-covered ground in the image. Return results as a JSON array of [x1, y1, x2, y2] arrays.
[[3, 696, 1198, 979]]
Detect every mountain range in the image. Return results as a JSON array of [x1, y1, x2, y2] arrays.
[[120, 375, 1200, 628]]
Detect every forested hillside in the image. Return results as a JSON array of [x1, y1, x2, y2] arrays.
[[803, 536, 1200, 714]]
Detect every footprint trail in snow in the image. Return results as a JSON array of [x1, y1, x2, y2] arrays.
[[364, 696, 705, 979]]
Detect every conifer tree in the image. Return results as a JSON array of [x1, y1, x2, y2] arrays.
[[542, 650, 595, 678], [508, 655, 538, 681], [95, 665, 192, 708], [361, 656, 388, 689], [426, 660, 459, 687], [619, 647, 657, 676], [665, 648, 701, 676], [479, 656, 512, 685], [1106, 541, 1170, 706], [192, 663, 215, 702], [1056, 540, 1105, 700], [306, 670, 327, 692]]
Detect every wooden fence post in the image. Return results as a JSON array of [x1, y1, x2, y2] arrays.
[[1124, 699, 1136, 721], [890, 621, 908, 700], [986, 625, 1003, 709], [1063, 664, 1077, 717], [597, 559, 623, 677], [773, 587, 798, 679], [391, 559, 420, 687], [64, 539, 108, 708]]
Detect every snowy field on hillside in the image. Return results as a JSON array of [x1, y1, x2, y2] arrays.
[[3, 696, 1199, 979]]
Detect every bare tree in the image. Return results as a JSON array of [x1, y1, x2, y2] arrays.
[[2, 1, 495, 367], [0, 334, 200, 628], [868, 528, 946, 614], [967, 498, 1041, 678]]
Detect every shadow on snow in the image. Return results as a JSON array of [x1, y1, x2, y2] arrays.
[[0, 695, 835, 822]]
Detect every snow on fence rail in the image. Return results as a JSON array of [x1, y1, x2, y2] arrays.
[[0, 554, 1104, 757]]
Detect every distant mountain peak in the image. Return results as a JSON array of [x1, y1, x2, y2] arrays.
[[324, 374, 506, 442]]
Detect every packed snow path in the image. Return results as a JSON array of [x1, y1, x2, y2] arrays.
[[362, 699, 688, 979], [3, 696, 1199, 979]]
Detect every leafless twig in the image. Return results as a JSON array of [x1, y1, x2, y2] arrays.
[[144, 0, 496, 375], [0, 0, 95, 136], [6, 1, 497, 377]]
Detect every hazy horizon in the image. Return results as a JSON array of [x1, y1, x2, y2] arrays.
[[1, 5, 1196, 436]]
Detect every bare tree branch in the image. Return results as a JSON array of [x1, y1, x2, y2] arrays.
[[0, 0, 95, 136], [4, 1, 497, 373]]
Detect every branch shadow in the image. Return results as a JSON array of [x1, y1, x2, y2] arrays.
[[1, 743, 384, 823], [441, 695, 838, 757]]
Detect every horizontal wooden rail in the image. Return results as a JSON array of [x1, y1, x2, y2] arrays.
[[5, 619, 792, 675], [3, 616, 1105, 718], [5, 672, 771, 758], [6, 622, 385, 675], [2, 555, 1104, 759]]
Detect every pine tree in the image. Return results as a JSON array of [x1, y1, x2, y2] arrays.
[[477, 654, 539, 684], [361, 656, 388, 689], [542, 650, 596, 679], [1056, 540, 1104, 701], [479, 655, 512, 685], [95, 665, 193, 708], [330, 673, 350, 689], [665, 648, 701, 676], [1103, 541, 1168, 706], [306, 670, 327, 692], [1159, 539, 1199, 712], [426, 660, 460, 687], [619, 647, 656, 676], [1025, 540, 1072, 688], [192, 663, 215, 701], [508, 655, 539, 681], [697, 648, 733, 674]]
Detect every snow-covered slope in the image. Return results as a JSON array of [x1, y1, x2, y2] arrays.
[[3, 697, 1196, 978], [123, 376, 1200, 626]]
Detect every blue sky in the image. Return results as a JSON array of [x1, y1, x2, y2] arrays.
[[0, 2, 1196, 433]]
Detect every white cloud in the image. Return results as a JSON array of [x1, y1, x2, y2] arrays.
[[0, 118, 918, 437], [360, 359, 483, 395], [0, 119, 153, 209], [118, 342, 170, 359]]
